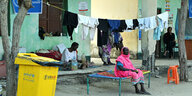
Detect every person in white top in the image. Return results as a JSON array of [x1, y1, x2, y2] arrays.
[[61, 42, 79, 63]]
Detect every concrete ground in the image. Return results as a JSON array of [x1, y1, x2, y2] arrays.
[[55, 58, 192, 96], [55, 74, 192, 96], [1, 58, 191, 96]]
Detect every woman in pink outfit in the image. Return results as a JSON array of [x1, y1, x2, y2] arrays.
[[114, 47, 150, 95]]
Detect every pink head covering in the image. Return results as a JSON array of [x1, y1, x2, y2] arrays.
[[120, 47, 130, 58], [114, 47, 136, 77]]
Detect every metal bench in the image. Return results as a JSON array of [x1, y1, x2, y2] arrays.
[[87, 70, 151, 96]]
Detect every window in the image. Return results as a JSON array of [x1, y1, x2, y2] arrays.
[[39, 0, 67, 36]]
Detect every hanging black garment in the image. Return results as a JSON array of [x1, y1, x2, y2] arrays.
[[97, 19, 109, 32], [133, 19, 139, 29], [97, 19, 110, 46], [63, 11, 78, 40], [39, 27, 45, 40], [118, 20, 127, 32], [97, 29, 109, 46]]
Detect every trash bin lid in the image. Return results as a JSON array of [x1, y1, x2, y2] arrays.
[[15, 53, 59, 66]]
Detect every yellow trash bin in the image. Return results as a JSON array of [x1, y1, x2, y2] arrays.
[[15, 53, 60, 96]]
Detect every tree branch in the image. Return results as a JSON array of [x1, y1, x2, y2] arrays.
[[11, 0, 32, 60]]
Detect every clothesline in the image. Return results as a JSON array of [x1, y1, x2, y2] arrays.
[[43, 1, 168, 21], [43, 2, 65, 11], [43, 1, 168, 41]]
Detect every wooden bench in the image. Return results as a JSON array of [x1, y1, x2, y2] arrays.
[[87, 70, 150, 96]]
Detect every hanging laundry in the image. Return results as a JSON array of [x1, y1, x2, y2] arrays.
[[82, 25, 89, 40], [114, 32, 120, 44], [63, 11, 78, 40], [109, 32, 115, 46], [118, 20, 127, 32], [97, 19, 110, 46], [89, 28, 96, 40], [97, 29, 109, 46], [78, 14, 89, 40], [154, 17, 163, 40], [175, 13, 178, 36], [138, 18, 145, 29], [39, 27, 45, 40], [78, 14, 89, 24], [113, 32, 123, 51], [150, 16, 157, 29], [157, 12, 169, 29], [144, 17, 151, 31], [97, 19, 109, 32], [88, 17, 99, 40], [78, 14, 99, 40], [108, 20, 121, 32], [125, 19, 133, 32], [133, 19, 139, 29]]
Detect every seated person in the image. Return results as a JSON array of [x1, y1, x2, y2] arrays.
[[163, 27, 176, 58], [61, 42, 79, 63], [114, 47, 151, 95]]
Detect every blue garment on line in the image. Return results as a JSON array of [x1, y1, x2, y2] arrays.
[[175, 12, 178, 36], [114, 32, 120, 43], [108, 20, 121, 32], [153, 17, 162, 40]]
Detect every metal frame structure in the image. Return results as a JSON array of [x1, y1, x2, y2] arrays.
[[87, 70, 150, 96]]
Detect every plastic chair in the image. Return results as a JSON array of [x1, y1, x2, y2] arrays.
[[167, 65, 179, 84]]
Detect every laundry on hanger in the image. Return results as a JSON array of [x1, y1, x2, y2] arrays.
[[154, 17, 163, 40], [78, 14, 89, 40], [125, 19, 133, 32], [97, 19, 109, 32], [113, 32, 121, 44], [144, 17, 151, 31], [78, 14, 89, 25], [45, 1, 169, 41], [150, 16, 157, 29], [88, 17, 99, 40], [97, 29, 109, 47], [78, 14, 99, 40], [118, 20, 127, 32], [112, 32, 123, 51], [157, 12, 169, 29], [97, 19, 110, 46], [63, 11, 78, 40], [108, 20, 121, 32], [133, 19, 139, 29], [138, 18, 145, 29]]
